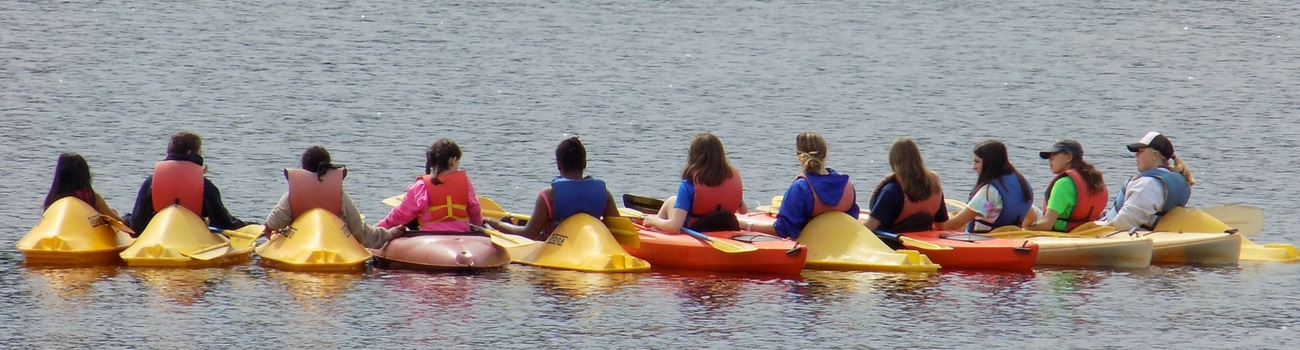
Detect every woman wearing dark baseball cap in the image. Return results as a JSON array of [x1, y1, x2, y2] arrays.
[[1094, 132, 1195, 230], [1024, 139, 1109, 232]]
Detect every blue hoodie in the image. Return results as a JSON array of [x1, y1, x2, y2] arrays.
[[774, 168, 860, 238]]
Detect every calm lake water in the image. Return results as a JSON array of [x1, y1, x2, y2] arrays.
[[3, 0, 1299, 348]]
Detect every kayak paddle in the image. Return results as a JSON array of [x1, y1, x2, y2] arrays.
[[681, 227, 758, 253], [1201, 205, 1263, 236]]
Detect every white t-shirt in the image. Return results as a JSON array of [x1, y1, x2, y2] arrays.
[[964, 183, 1003, 232]]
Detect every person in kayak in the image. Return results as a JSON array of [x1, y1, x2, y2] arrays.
[[642, 132, 749, 232], [1095, 132, 1194, 230], [943, 140, 1034, 233], [748, 131, 859, 239], [128, 131, 251, 236], [1024, 139, 1108, 232], [485, 137, 620, 240], [864, 137, 949, 235], [377, 138, 484, 233], [43, 153, 127, 225], [263, 146, 404, 249]]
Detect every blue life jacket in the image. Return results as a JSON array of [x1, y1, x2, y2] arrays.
[[1112, 167, 1191, 227], [968, 172, 1033, 232], [550, 176, 609, 226]]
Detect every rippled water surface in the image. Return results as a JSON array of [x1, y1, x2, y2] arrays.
[[3, 0, 1299, 348]]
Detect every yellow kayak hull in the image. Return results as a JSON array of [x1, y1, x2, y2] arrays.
[[119, 205, 253, 268], [1148, 207, 1243, 265], [1155, 206, 1298, 262], [788, 212, 940, 272], [256, 209, 372, 272], [990, 228, 1153, 269], [506, 214, 650, 273], [16, 197, 134, 265]]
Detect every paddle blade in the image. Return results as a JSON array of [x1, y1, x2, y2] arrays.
[[482, 227, 534, 248], [1203, 205, 1264, 236], [899, 236, 953, 251], [603, 217, 641, 249], [681, 227, 756, 253], [180, 242, 231, 260], [622, 194, 665, 214], [382, 195, 404, 207], [477, 196, 532, 222]]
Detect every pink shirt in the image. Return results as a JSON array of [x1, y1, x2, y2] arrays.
[[377, 178, 483, 232]]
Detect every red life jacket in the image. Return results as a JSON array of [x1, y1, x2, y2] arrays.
[[797, 173, 856, 216], [419, 170, 471, 225], [151, 160, 204, 214], [285, 168, 345, 218], [689, 167, 744, 220], [1045, 168, 1109, 232], [870, 173, 943, 229]]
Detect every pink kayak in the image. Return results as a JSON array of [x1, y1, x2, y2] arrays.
[[370, 232, 510, 272]]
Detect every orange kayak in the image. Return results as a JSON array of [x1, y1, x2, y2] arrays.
[[623, 224, 807, 276], [884, 230, 1039, 271]]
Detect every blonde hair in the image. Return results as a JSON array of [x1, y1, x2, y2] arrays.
[[1166, 156, 1196, 186], [795, 132, 828, 174]]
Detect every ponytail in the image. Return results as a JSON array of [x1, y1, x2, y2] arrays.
[[1168, 156, 1196, 186]]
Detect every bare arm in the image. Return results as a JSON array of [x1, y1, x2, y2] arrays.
[[1024, 208, 1060, 231], [489, 191, 551, 240], [863, 216, 882, 231], [943, 208, 979, 231], [645, 208, 688, 233], [91, 192, 126, 224]]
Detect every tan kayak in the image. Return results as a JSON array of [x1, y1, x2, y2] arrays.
[[17, 197, 134, 266], [986, 226, 1153, 269], [1144, 206, 1245, 265]]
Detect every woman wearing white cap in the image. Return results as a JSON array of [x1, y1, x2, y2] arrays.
[[1095, 132, 1195, 230]]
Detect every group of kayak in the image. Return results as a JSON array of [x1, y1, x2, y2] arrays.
[[16, 130, 1300, 275]]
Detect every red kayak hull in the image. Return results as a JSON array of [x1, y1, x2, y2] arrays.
[[898, 231, 1038, 271], [624, 226, 807, 276], [370, 234, 510, 272]]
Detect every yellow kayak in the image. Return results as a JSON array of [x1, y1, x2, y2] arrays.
[[740, 211, 940, 272], [256, 209, 372, 272], [499, 213, 650, 273], [1146, 207, 1243, 265], [16, 197, 134, 266], [985, 226, 1153, 269], [119, 205, 256, 267], [1185, 206, 1298, 262]]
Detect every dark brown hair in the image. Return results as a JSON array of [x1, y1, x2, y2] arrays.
[[972, 140, 1032, 202], [888, 138, 941, 200], [681, 132, 734, 187], [167, 131, 202, 155]]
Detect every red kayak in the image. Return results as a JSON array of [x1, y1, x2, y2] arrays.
[[890, 230, 1038, 271], [370, 232, 511, 272], [623, 224, 807, 276]]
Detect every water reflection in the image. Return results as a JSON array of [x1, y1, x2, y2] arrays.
[[129, 268, 230, 306], [795, 271, 939, 304], [264, 269, 364, 308], [526, 268, 643, 301], [25, 266, 121, 307]]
